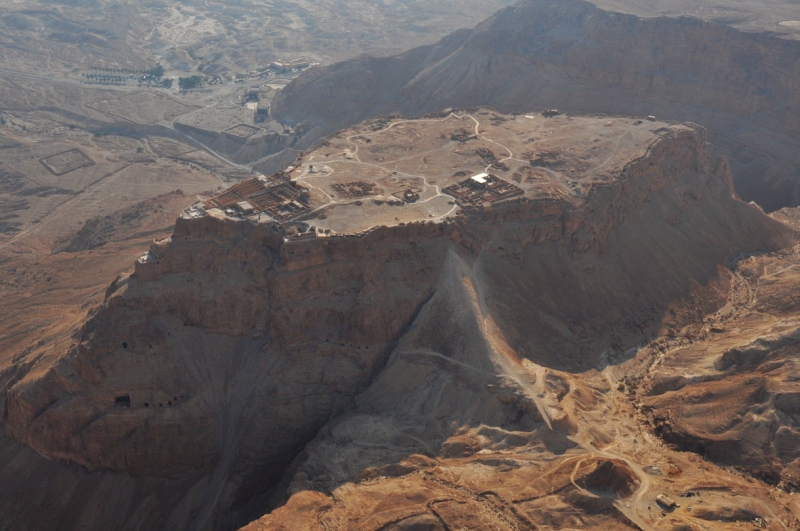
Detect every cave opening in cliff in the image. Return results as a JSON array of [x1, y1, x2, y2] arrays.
[[114, 395, 131, 407]]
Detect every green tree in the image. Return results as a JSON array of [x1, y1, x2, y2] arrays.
[[178, 76, 202, 90], [148, 64, 165, 78]]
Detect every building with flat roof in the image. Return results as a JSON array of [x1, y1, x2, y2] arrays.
[[471, 173, 489, 186]]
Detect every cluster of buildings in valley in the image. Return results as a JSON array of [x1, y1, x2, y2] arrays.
[[241, 87, 273, 123], [237, 57, 315, 121], [234, 56, 314, 84], [268, 57, 311, 73]]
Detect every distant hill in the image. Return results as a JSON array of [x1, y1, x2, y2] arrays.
[[274, 0, 800, 211]]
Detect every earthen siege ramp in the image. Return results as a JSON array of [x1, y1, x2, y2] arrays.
[[177, 109, 690, 239]]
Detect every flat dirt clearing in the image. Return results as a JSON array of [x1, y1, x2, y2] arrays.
[[289, 110, 678, 234], [0, 134, 20, 149], [40, 149, 94, 176], [85, 92, 198, 124], [223, 124, 261, 138]]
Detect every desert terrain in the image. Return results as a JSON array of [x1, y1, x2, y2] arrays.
[[2, 110, 799, 530], [273, 0, 800, 212], [3, 0, 800, 530], [0, 0, 515, 74]]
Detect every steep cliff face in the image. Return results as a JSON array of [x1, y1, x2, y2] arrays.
[[243, 128, 799, 531], [3, 126, 794, 530], [5, 213, 451, 528], [273, 0, 800, 211]]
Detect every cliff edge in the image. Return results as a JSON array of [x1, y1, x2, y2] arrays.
[[3, 111, 794, 530], [273, 0, 800, 212]]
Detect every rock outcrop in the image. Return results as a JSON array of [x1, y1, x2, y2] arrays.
[[3, 121, 794, 530], [642, 243, 800, 489]]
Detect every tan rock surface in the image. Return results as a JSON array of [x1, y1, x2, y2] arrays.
[[0, 190, 214, 531], [641, 236, 800, 490], [3, 112, 796, 530]]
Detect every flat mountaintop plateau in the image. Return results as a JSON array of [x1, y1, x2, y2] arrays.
[[5, 0, 800, 529], [4, 110, 800, 530], [272, 0, 800, 213]]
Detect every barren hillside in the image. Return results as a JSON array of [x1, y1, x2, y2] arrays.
[[2, 111, 796, 530], [273, 0, 800, 212], [5, 0, 800, 529], [0, 0, 515, 73]]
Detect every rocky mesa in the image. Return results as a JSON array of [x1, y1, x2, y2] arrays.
[[272, 0, 800, 213], [2, 110, 796, 530]]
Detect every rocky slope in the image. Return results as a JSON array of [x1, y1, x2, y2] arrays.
[[272, 0, 800, 212], [1, 116, 795, 530], [242, 127, 800, 531], [640, 242, 800, 490]]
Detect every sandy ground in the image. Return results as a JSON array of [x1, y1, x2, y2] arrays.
[[288, 111, 676, 233]]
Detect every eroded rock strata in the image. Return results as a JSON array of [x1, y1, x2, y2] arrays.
[[641, 245, 800, 490], [3, 115, 795, 530]]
